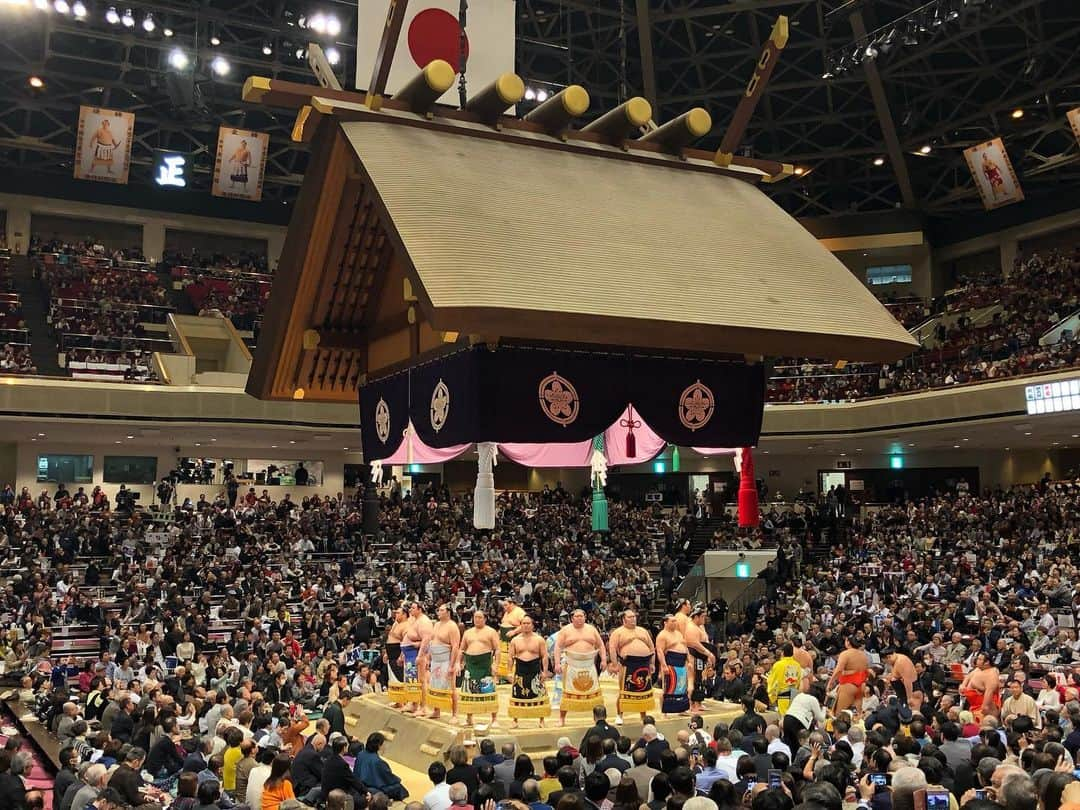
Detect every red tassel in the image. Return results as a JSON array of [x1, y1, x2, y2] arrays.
[[737, 446, 760, 528], [626, 430, 636, 459]]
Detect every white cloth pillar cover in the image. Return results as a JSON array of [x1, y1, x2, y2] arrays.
[[474, 441, 498, 529]]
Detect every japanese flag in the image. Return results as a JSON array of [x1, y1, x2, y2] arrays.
[[356, 0, 516, 106]]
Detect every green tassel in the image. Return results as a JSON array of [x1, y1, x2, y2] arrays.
[[672, 444, 681, 472], [591, 434, 608, 532]]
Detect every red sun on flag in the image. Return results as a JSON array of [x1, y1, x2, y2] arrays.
[[407, 8, 470, 72]]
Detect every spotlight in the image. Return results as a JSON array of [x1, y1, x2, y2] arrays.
[[946, 2, 960, 21], [105, 5, 119, 23], [902, 21, 919, 45], [210, 34, 221, 46], [72, 0, 85, 16], [919, 144, 932, 154], [168, 48, 188, 69], [536, 89, 549, 102], [325, 46, 340, 65], [931, 6, 944, 27], [297, 14, 307, 28], [864, 41, 879, 60], [524, 87, 536, 101], [33, 0, 47, 10], [821, 66, 834, 80], [309, 12, 326, 33], [28, 75, 44, 88], [1011, 108, 1024, 119], [879, 28, 897, 54], [163, 27, 173, 37], [121, 7, 134, 27], [326, 15, 341, 36], [142, 13, 154, 32], [211, 55, 230, 76], [53, 0, 69, 13], [262, 42, 273, 55], [873, 157, 885, 166], [794, 166, 806, 176], [294, 47, 306, 60]]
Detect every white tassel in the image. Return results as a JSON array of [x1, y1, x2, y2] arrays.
[[474, 442, 497, 530], [590, 447, 608, 488], [369, 459, 383, 484]]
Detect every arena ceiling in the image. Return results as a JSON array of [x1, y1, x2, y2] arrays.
[[1, 0, 1078, 221]]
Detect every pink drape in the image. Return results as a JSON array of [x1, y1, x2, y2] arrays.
[[603, 406, 668, 465], [379, 423, 472, 464], [498, 441, 594, 468]]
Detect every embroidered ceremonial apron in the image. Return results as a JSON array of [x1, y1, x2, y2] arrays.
[[386, 642, 408, 703], [459, 651, 499, 714], [561, 649, 602, 713], [619, 654, 655, 713], [401, 644, 422, 701], [509, 657, 549, 719], [498, 626, 515, 677], [427, 641, 454, 711], [662, 650, 690, 714]]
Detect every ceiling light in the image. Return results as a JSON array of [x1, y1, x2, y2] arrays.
[[211, 55, 230, 76], [210, 438, 217, 442], [864, 42, 879, 60], [962, 437, 969, 441], [325, 46, 340, 65], [194, 442, 201, 447], [309, 12, 326, 33], [794, 166, 806, 175], [168, 48, 189, 69], [126, 435, 134, 439], [343, 447, 349, 451], [326, 14, 341, 36], [53, 0, 69, 13], [105, 5, 119, 23], [33, 0, 48, 10], [28, 76, 44, 88], [919, 144, 932, 154], [873, 157, 885, 166], [142, 13, 154, 31], [289, 440, 296, 444], [262, 42, 273, 55], [37, 432, 45, 437], [1024, 432, 1032, 436], [536, 89, 550, 102], [270, 445, 277, 449], [1011, 108, 1024, 119], [953, 445, 960, 449], [210, 34, 221, 46], [524, 87, 536, 101], [902, 21, 919, 46], [121, 7, 134, 27], [295, 47, 306, 60], [115, 440, 122, 444], [72, 0, 85, 16], [163, 27, 173, 37]]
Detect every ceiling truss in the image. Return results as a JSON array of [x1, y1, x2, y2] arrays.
[[0, 0, 1076, 218]]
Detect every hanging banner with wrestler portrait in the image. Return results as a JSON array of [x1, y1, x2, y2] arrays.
[[964, 137, 1024, 211], [1068, 108, 1080, 150], [73, 106, 135, 184], [212, 127, 269, 202]]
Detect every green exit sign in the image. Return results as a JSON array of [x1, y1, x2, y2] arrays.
[[735, 562, 752, 579]]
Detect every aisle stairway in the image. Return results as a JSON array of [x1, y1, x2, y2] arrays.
[[10, 255, 63, 376]]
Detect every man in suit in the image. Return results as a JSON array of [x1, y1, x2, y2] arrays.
[[632, 725, 670, 770], [493, 743, 517, 791], [579, 706, 620, 750], [322, 734, 369, 808], [183, 737, 213, 774], [624, 748, 659, 802], [546, 767, 581, 807], [595, 739, 630, 775], [292, 733, 327, 804], [107, 747, 148, 807], [109, 697, 136, 744], [323, 690, 351, 739]]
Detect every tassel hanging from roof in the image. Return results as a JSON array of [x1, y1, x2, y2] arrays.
[[591, 434, 608, 532], [473, 441, 497, 530]]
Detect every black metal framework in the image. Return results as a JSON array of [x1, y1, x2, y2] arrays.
[[0, 0, 1078, 219]]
